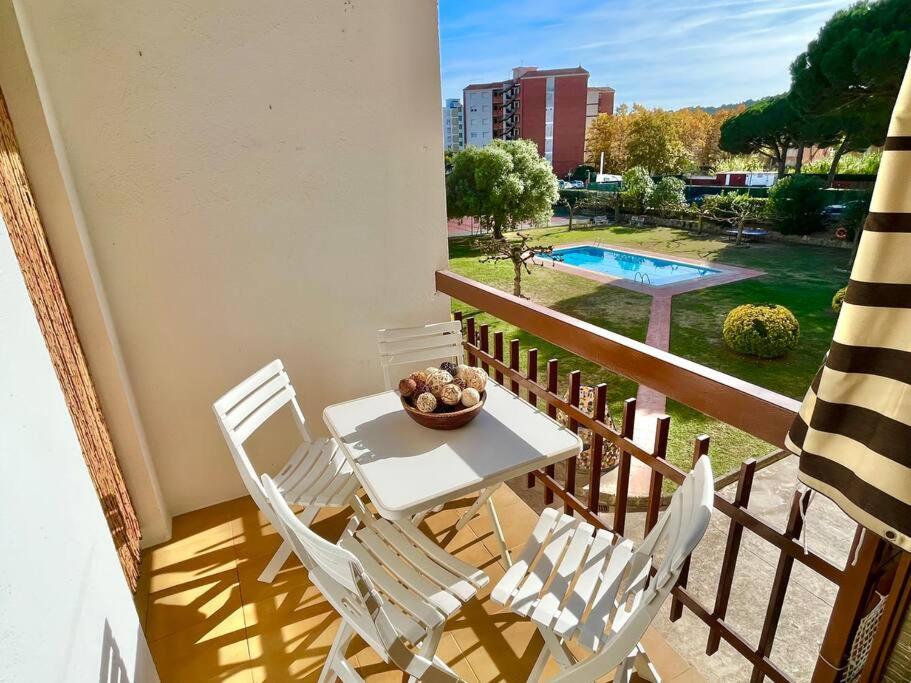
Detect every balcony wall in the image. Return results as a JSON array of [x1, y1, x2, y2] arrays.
[[4, 0, 450, 518], [0, 217, 159, 682]]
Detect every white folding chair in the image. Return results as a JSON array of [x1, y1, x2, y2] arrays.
[[213, 359, 360, 583], [377, 322, 504, 541], [492, 456, 714, 682], [261, 474, 488, 683]]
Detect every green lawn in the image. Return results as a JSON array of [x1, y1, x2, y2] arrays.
[[448, 225, 850, 480]]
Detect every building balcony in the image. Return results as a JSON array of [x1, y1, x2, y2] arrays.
[[3, 2, 909, 683], [124, 270, 901, 682]]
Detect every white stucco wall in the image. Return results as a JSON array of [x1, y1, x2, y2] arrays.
[[0, 218, 159, 683], [10, 0, 451, 515]]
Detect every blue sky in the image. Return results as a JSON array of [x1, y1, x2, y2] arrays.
[[439, 0, 856, 109]]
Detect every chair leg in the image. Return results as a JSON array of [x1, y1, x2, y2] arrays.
[[319, 621, 355, 683], [486, 497, 512, 566], [633, 643, 660, 683], [540, 628, 576, 669], [527, 640, 552, 683], [258, 505, 319, 583], [407, 625, 444, 683], [455, 486, 496, 531], [412, 503, 444, 527]]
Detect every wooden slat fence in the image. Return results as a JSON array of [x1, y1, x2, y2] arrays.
[[438, 269, 900, 683]]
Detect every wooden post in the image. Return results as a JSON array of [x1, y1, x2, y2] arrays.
[[812, 530, 895, 683], [479, 324, 490, 375], [493, 331, 504, 385], [644, 416, 670, 534], [565, 371, 581, 515], [509, 339, 520, 395], [587, 383, 608, 513], [526, 348, 538, 489], [544, 359, 559, 505], [613, 398, 636, 536], [466, 317, 477, 367]]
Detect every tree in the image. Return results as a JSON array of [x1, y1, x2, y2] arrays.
[[587, 104, 744, 175], [790, 0, 910, 118], [621, 167, 654, 215], [676, 106, 743, 172], [701, 193, 769, 245], [767, 174, 827, 235], [788, 0, 908, 183], [557, 189, 592, 231], [446, 139, 558, 239], [719, 95, 801, 176], [648, 177, 686, 211], [476, 232, 560, 298], [626, 107, 690, 174], [586, 106, 631, 172]]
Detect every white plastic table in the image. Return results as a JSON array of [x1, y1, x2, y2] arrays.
[[323, 381, 582, 565]]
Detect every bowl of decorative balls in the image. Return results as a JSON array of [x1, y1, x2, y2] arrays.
[[398, 362, 488, 430]]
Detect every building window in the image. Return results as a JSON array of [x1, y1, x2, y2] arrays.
[[544, 77, 555, 164]]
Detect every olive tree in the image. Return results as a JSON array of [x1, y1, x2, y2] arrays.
[[446, 139, 558, 239]]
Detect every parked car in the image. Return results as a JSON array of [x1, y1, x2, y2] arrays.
[[570, 180, 584, 189], [821, 204, 846, 223], [557, 179, 573, 190]]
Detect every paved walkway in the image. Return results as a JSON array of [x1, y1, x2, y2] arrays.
[[575, 244, 764, 505]]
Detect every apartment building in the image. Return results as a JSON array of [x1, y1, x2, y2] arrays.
[[442, 98, 464, 150], [463, 66, 613, 176], [586, 86, 616, 128]]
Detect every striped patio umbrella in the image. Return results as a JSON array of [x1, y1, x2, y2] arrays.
[[786, 56, 911, 553]]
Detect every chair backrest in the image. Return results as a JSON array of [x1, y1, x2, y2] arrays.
[[377, 321, 464, 390], [261, 475, 458, 682], [212, 360, 310, 527], [555, 455, 714, 682]]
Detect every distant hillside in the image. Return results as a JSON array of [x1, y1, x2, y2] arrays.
[[697, 99, 758, 114]]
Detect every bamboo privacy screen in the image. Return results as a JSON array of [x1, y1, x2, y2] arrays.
[[0, 87, 141, 589]]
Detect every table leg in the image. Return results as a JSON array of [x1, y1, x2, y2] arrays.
[[486, 497, 511, 566]]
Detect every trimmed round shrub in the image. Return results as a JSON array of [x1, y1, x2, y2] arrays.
[[722, 304, 800, 358], [832, 287, 847, 313]]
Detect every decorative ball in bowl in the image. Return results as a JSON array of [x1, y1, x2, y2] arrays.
[[398, 363, 488, 430]]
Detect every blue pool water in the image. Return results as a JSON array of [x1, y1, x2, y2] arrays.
[[541, 245, 720, 286]]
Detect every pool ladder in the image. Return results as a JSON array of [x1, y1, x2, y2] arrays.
[[634, 272, 652, 285]]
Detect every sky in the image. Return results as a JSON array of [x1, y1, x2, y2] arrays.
[[439, 0, 857, 110]]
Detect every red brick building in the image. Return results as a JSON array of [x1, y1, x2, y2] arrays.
[[463, 66, 613, 177]]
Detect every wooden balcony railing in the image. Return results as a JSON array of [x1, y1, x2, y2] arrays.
[[436, 269, 902, 683]]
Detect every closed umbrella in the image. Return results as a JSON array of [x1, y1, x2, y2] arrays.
[[786, 56, 911, 552]]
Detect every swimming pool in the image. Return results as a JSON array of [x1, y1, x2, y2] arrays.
[[541, 245, 720, 286]]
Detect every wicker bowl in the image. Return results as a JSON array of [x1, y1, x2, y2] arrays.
[[401, 391, 486, 430]]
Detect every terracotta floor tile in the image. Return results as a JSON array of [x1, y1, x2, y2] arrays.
[[148, 600, 252, 683], [466, 500, 540, 559], [245, 606, 343, 682], [147, 568, 244, 642], [142, 493, 695, 682], [641, 627, 692, 680], [146, 505, 238, 594], [669, 667, 707, 682]]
